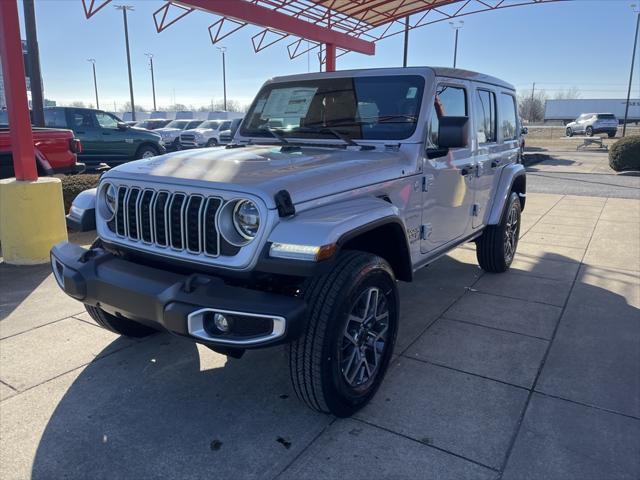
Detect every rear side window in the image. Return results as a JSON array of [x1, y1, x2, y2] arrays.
[[44, 109, 67, 128], [499, 93, 517, 141], [597, 114, 616, 120], [428, 85, 467, 148], [475, 89, 496, 144]]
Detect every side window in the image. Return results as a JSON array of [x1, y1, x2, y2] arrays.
[[188, 121, 201, 129], [428, 85, 467, 148], [94, 112, 119, 129], [69, 110, 94, 128], [221, 121, 231, 130], [475, 89, 496, 144], [498, 93, 517, 141], [44, 109, 67, 128]]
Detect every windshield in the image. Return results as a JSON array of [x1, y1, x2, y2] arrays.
[[241, 75, 425, 141], [165, 120, 190, 129], [199, 121, 220, 129]]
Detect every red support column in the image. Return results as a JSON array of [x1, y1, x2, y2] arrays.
[[0, 0, 38, 181], [325, 43, 336, 72]]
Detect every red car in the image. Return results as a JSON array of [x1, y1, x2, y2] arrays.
[[0, 127, 84, 178]]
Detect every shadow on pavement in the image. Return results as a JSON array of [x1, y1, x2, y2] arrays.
[[25, 251, 639, 479], [0, 263, 52, 322]]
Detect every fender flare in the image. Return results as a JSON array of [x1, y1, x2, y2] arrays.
[[487, 164, 526, 225]]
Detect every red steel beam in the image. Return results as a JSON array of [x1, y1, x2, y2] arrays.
[[173, 0, 375, 55], [0, 0, 37, 181]]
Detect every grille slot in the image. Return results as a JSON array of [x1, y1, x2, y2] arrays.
[[110, 185, 226, 258]]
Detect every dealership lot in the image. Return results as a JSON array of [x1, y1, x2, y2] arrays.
[[1, 183, 638, 479]]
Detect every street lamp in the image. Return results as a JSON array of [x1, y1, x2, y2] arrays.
[[623, 4, 640, 137], [145, 53, 157, 112], [87, 59, 99, 110], [115, 5, 136, 121], [217, 46, 227, 111], [449, 20, 464, 69]]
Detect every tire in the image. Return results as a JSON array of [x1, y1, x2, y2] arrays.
[[85, 305, 157, 337], [206, 138, 218, 147], [586, 126, 593, 137], [476, 192, 521, 273], [608, 132, 616, 138], [566, 127, 573, 137], [289, 251, 399, 417], [137, 144, 159, 159]]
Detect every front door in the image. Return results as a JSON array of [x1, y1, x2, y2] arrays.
[[421, 82, 475, 253], [92, 111, 131, 159]]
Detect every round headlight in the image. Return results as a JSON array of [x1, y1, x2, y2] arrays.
[[233, 200, 260, 240], [99, 182, 117, 221]]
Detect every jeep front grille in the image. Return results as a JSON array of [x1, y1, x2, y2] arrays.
[[112, 186, 226, 257]]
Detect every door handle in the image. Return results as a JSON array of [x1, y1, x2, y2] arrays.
[[460, 165, 475, 176]]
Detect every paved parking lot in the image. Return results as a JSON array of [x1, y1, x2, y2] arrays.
[[1, 192, 639, 479]]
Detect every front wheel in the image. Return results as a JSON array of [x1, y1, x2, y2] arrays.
[[608, 132, 616, 138], [566, 127, 573, 137], [289, 251, 399, 417], [206, 138, 218, 147], [137, 145, 159, 159], [476, 192, 521, 273]]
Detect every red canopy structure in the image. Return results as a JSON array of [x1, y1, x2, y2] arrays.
[[84, 0, 568, 71]]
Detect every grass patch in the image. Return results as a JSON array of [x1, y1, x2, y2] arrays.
[[61, 174, 100, 213]]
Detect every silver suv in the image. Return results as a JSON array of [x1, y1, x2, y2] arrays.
[[52, 67, 526, 416], [566, 113, 618, 138]]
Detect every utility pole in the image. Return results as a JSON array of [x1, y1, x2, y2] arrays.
[[23, 0, 44, 127], [145, 53, 157, 112], [115, 5, 136, 121], [449, 21, 464, 69], [530, 82, 536, 123], [403, 15, 410, 67], [623, 4, 640, 137], [87, 59, 99, 109], [217, 46, 227, 111]]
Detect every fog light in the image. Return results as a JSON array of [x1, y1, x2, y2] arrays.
[[214, 313, 230, 333]]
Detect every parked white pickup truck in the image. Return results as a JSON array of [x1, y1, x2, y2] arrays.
[[179, 120, 232, 148]]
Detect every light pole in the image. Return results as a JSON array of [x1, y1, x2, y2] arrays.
[[449, 20, 464, 69], [623, 4, 640, 137], [145, 53, 157, 112], [87, 59, 99, 109], [217, 46, 227, 111], [115, 5, 136, 121]]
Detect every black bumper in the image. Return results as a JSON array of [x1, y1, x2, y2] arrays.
[[50, 242, 307, 349]]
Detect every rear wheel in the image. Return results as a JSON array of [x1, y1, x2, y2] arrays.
[[586, 126, 594, 137], [476, 192, 521, 273], [85, 305, 157, 337], [607, 132, 616, 138], [289, 251, 398, 417], [566, 127, 573, 137]]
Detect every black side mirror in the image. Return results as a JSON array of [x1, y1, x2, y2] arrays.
[[117, 122, 128, 130], [521, 126, 529, 135], [438, 116, 469, 149]]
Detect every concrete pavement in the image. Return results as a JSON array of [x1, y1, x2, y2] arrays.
[[1, 193, 639, 479]]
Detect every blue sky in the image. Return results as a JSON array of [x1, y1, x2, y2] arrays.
[[17, 0, 640, 110]]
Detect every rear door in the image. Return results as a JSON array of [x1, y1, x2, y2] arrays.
[[471, 86, 500, 228], [421, 81, 476, 253]]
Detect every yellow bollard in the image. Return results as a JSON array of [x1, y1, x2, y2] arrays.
[[0, 177, 68, 265]]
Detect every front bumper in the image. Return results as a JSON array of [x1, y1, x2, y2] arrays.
[[50, 242, 307, 348]]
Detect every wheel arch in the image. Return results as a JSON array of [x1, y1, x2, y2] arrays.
[[135, 141, 159, 158], [338, 218, 413, 282], [487, 164, 526, 225]]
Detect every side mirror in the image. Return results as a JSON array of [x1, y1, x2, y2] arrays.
[[438, 116, 469, 149], [117, 122, 128, 130], [521, 127, 528, 135]]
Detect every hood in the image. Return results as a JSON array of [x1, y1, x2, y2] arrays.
[[106, 144, 413, 208], [156, 127, 180, 134], [184, 128, 213, 134]]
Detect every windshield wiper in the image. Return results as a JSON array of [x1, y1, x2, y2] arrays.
[[257, 127, 290, 144], [295, 125, 360, 147]]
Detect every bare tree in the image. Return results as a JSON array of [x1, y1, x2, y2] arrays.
[[553, 86, 581, 100], [121, 101, 147, 113], [69, 101, 86, 108], [518, 89, 547, 123]]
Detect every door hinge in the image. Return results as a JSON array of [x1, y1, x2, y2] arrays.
[[422, 175, 434, 192], [472, 204, 480, 217], [420, 223, 432, 240]]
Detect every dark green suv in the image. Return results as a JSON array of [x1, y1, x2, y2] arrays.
[[44, 107, 165, 167]]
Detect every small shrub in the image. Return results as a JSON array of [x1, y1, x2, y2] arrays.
[[609, 136, 640, 172], [61, 174, 100, 213]]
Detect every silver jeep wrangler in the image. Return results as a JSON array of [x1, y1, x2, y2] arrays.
[[52, 67, 526, 416]]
